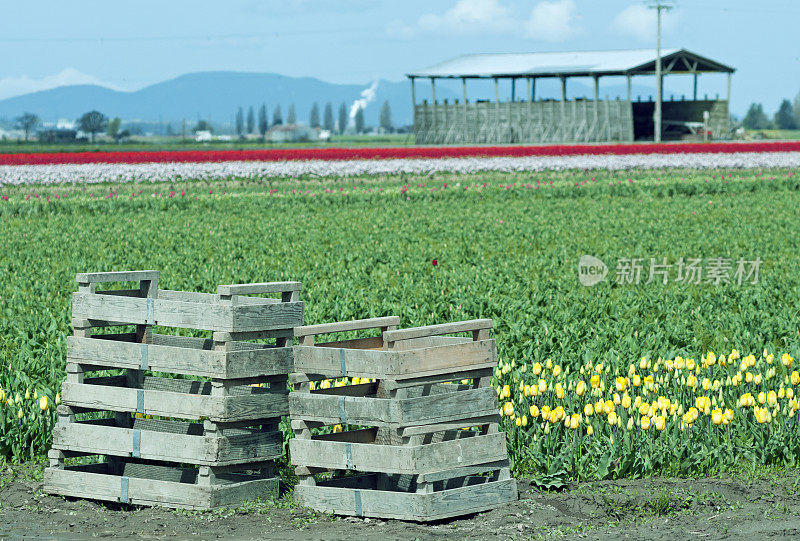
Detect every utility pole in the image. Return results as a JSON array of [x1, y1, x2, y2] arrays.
[[649, 1, 673, 143]]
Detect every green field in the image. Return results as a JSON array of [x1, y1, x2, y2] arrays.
[[1, 168, 799, 479], [0, 133, 412, 154]]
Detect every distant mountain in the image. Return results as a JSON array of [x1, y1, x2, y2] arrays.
[[0, 72, 455, 130], [0, 70, 662, 131]]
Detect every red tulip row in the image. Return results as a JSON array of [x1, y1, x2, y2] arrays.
[[1, 141, 799, 166]]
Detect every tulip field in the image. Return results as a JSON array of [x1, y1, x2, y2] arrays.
[[1, 155, 800, 486]]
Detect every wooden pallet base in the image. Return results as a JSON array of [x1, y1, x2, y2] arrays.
[[295, 473, 517, 521], [44, 460, 279, 510]]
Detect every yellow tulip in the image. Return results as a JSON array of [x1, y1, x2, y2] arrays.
[[632, 374, 641, 387], [584, 403, 594, 417], [767, 390, 777, 406], [541, 405, 551, 419], [711, 408, 723, 425], [18, 408, 24, 420], [615, 376, 627, 392], [757, 391, 766, 404], [791, 371, 800, 386], [555, 383, 565, 400], [627, 417, 634, 430], [503, 401, 515, 417], [529, 405, 539, 418], [640, 415, 651, 430], [538, 379, 547, 393], [586, 425, 594, 436], [590, 374, 600, 389], [39, 395, 48, 412], [521, 415, 528, 427], [622, 393, 631, 409], [523, 385, 531, 397], [532, 362, 542, 375], [552, 365, 561, 378], [0, 389, 4, 403], [654, 416, 666, 431], [608, 411, 618, 426], [576, 380, 586, 396], [515, 416, 522, 427], [788, 388, 795, 400]]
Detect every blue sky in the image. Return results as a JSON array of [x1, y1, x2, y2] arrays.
[[1, 0, 797, 116]]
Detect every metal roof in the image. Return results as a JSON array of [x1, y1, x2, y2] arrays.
[[407, 48, 735, 79]]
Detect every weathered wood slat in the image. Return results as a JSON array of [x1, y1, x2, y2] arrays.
[[67, 335, 292, 379], [52, 419, 282, 466], [294, 477, 517, 521], [217, 282, 301, 296], [383, 319, 492, 343], [44, 464, 278, 510], [294, 317, 400, 338], [76, 270, 159, 284], [290, 432, 506, 474], [289, 387, 498, 427], [292, 339, 496, 380], [61, 376, 289, 421], [72, 292, 303, 332]]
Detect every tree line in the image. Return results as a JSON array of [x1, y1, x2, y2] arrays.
[[742, 92, 800, 130], [233, 100, 393, 138]]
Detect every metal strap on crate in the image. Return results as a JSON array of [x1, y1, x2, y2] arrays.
[[120, 476, 129, 504], [353, 489, 362, 517], [145, 298, 155, 325], [339, 349, 346, 377], [132, 429, 141, 458], [140, 344, 149, 371], [345, 442, 353, 470], [136, 389, 144, 414], [338, 396, 346, 424]]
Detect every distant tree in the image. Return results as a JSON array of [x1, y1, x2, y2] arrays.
[[235, 107, 244, 137], [794, 91, 800, 129], [338, 102, 348, 134], [272, 105, 283, 126], [775, 99, 797, 130], [14, 112, 40, 141], [258, 104, 268, 139], [742, 103, 770, 130], [106, 117, 122, 141], [246, 106, 255, 134], [354, 107, 365, 134], [287, 104, 296, 124], [77, 110, 108, 143], [379, 100, 392, 132], [195, 120, 212, 133], [323, 102, 334, 132], [309, 102, 320, 128]]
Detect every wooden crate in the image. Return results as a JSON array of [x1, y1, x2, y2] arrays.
[[45, 271, 300, 510], [45, 453, 279, 510], [289, 317, 517, 521], [294, 473, 517, 522]]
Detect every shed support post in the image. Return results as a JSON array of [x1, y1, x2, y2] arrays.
[[511, 78, 516, 102], [626, 75, 632, 102], [560, 77, 567, 101], [410, 77, 416, 106], [726, 73, 731, 103], [693, 73, 698, 100], [430, 78, 436, 105]]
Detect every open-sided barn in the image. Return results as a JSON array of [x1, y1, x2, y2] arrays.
[[407, 49, 734, 144]]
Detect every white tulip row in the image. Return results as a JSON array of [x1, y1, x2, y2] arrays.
[[1, 152, 799, 186]]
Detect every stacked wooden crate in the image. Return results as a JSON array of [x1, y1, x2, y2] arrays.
[[44, 270, 303, 510], [289, 317, 517, 521]]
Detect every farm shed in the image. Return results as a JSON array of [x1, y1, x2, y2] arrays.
[[407, 48, 735, 144]]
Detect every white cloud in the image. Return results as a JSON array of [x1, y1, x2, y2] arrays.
[[611, 4, 677, 43], [524, 0, 580, 42], [418, 0, 513, 33], [0, 68, 123, 101], [386, 18, 415, 39]]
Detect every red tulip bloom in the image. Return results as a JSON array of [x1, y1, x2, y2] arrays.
[[432, 259, 438, 267]]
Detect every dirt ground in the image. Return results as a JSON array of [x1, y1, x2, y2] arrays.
[[3, 464, 800, 540]]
